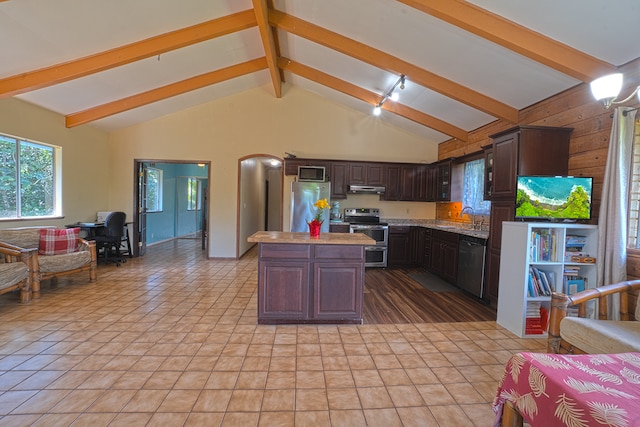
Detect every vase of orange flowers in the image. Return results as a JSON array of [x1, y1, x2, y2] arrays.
[[307, 198, 329, 238]]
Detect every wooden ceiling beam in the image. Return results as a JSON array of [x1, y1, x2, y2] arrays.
[[0, 10, 257, 98], [252, 0, 282, 98], [398, 0, 615, 82], [270, 10, 517, 123], [65, 57, 268, 128], [278, 57, 468, 141]]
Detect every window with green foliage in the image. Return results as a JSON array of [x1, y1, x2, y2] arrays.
[[462, 158, 490, 215], [146, 167, 163, 213], [187, 177, 200, 211], [0, 133, 60, 219]]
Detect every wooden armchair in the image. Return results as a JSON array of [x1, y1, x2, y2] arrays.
[[0, 242, 35, 303], [547, 279, 640, 354]]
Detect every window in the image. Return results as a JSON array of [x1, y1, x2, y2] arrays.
[[0, 133, 60, 219], [187, 177, 200, 211], [462, 158, 490, 215], [146, 167, 163, 213]]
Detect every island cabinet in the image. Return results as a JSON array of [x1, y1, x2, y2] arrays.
[[250, 231, 372, 324]]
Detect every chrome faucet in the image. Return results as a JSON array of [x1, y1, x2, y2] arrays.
[[460, 206, 477, 229]]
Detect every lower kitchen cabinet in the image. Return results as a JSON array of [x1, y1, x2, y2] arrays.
[[387, 226, 411, 267], [430, 230, 459, 283]]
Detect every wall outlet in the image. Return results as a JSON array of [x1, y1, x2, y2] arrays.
[[448, 211, 451, 218]]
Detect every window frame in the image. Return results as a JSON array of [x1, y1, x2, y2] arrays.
[[187, 177, 201, 211], [0, 132, 62, 221], [145, 167, 163, 213], [461, 157, 491, 216], [627, 117, 640, 251]]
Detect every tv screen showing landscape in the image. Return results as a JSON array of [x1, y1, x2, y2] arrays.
[[515, 176, 593, 220]]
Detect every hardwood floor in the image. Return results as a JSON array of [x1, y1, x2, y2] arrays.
[[363, 267, 497, 324]]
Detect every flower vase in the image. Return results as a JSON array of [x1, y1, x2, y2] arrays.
[[307, 220, 322, 238]]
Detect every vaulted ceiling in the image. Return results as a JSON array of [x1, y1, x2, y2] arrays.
[[2, 0, 639, 143]]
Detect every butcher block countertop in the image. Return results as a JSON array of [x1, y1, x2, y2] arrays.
[[248, 231, 375, 245]]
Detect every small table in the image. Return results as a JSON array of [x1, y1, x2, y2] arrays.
[[68, 222, 132, 257], [493, 352, 640, 427]]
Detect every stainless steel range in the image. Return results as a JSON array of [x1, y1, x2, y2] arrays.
[[344, 208, 388, 268]]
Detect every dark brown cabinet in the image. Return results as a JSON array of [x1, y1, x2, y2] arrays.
[[483, 146, 493, 200], [430, 230, 458, 283], [330, 163, 349, 199], [421, 227, 432, 268], [484, 125, 572, 307], [387, 226, 425, 267], [285, 157, 441, 203], [313, 247, 363, 320], [329, 223, 350, 233], [436, 160, 452, 201], [382, 165, 401, 201], [257, 243, 364, 324], [349, 162, 385, 186], [387, 226, 412, 267]]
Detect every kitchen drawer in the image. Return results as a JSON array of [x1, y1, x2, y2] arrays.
[[315, 245, 364, 261], [260, 244, 311, 259]]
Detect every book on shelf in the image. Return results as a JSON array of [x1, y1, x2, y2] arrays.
[[530, 229, 558, 262], [566, 278, 585, 295], [527, 266, 554, 297]]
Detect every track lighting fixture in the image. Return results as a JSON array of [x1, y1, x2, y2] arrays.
[[590, 73, 640, 109], [372, 74, 406, 115]]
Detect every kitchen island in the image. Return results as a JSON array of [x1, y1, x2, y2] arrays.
[[248, 231, 375, 324]]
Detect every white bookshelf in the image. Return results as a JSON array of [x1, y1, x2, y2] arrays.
[[496, 222, 598, 338]]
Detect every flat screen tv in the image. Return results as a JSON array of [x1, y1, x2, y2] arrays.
[[515, 176, 593, 221]]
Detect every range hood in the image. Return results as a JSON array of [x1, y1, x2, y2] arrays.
[[348, 185, 386, 195]]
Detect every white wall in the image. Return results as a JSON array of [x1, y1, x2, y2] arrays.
[[107, 84, 439, 258], [0, 98, 110, 229]]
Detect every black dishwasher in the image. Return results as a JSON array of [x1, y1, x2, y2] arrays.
[[456, 235, 487, 299]]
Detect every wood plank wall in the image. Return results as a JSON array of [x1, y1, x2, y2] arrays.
[[437, 57, 640, 279]]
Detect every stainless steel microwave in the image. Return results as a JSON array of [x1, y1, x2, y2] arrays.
[[298, 166, 326, 182]]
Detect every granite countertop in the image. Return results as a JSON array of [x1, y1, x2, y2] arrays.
[[383, 219, 489, 240], [248, 231, 375, 245]]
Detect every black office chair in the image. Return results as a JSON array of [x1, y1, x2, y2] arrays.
[[94, 211, 127, 266]]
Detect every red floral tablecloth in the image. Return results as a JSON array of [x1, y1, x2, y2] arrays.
[[493, 352, 640, 427]]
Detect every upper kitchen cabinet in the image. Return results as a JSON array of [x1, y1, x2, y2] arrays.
[[349, 162, 385, 186], [491, 126, 572, 199], [483, 146, 493, 200], [436, 160, 452, 201], [330, 163, 349, 199]]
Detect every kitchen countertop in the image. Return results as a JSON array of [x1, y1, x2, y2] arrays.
[[248, 231, 375, 245], [383, 219, 489, 240]]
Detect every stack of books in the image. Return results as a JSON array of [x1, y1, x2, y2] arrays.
[[525, 301, 549, 335], [563, 266, 586, 295], [565, 235, 588, 261]]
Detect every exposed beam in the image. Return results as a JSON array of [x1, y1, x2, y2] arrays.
[[278, 57, 468, 141], [65, 57, 268, 128], [270, 10, 517, 123], [252, 0, 282, 97], [398, 0, 615, 82], [0, 10, 257, 98]]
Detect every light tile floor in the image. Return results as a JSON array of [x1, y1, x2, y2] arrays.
[[0, 239, 545, 426]]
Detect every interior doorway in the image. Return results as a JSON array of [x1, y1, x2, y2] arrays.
[[237, 155, 283, 258], [133, 160, 210, 257]]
